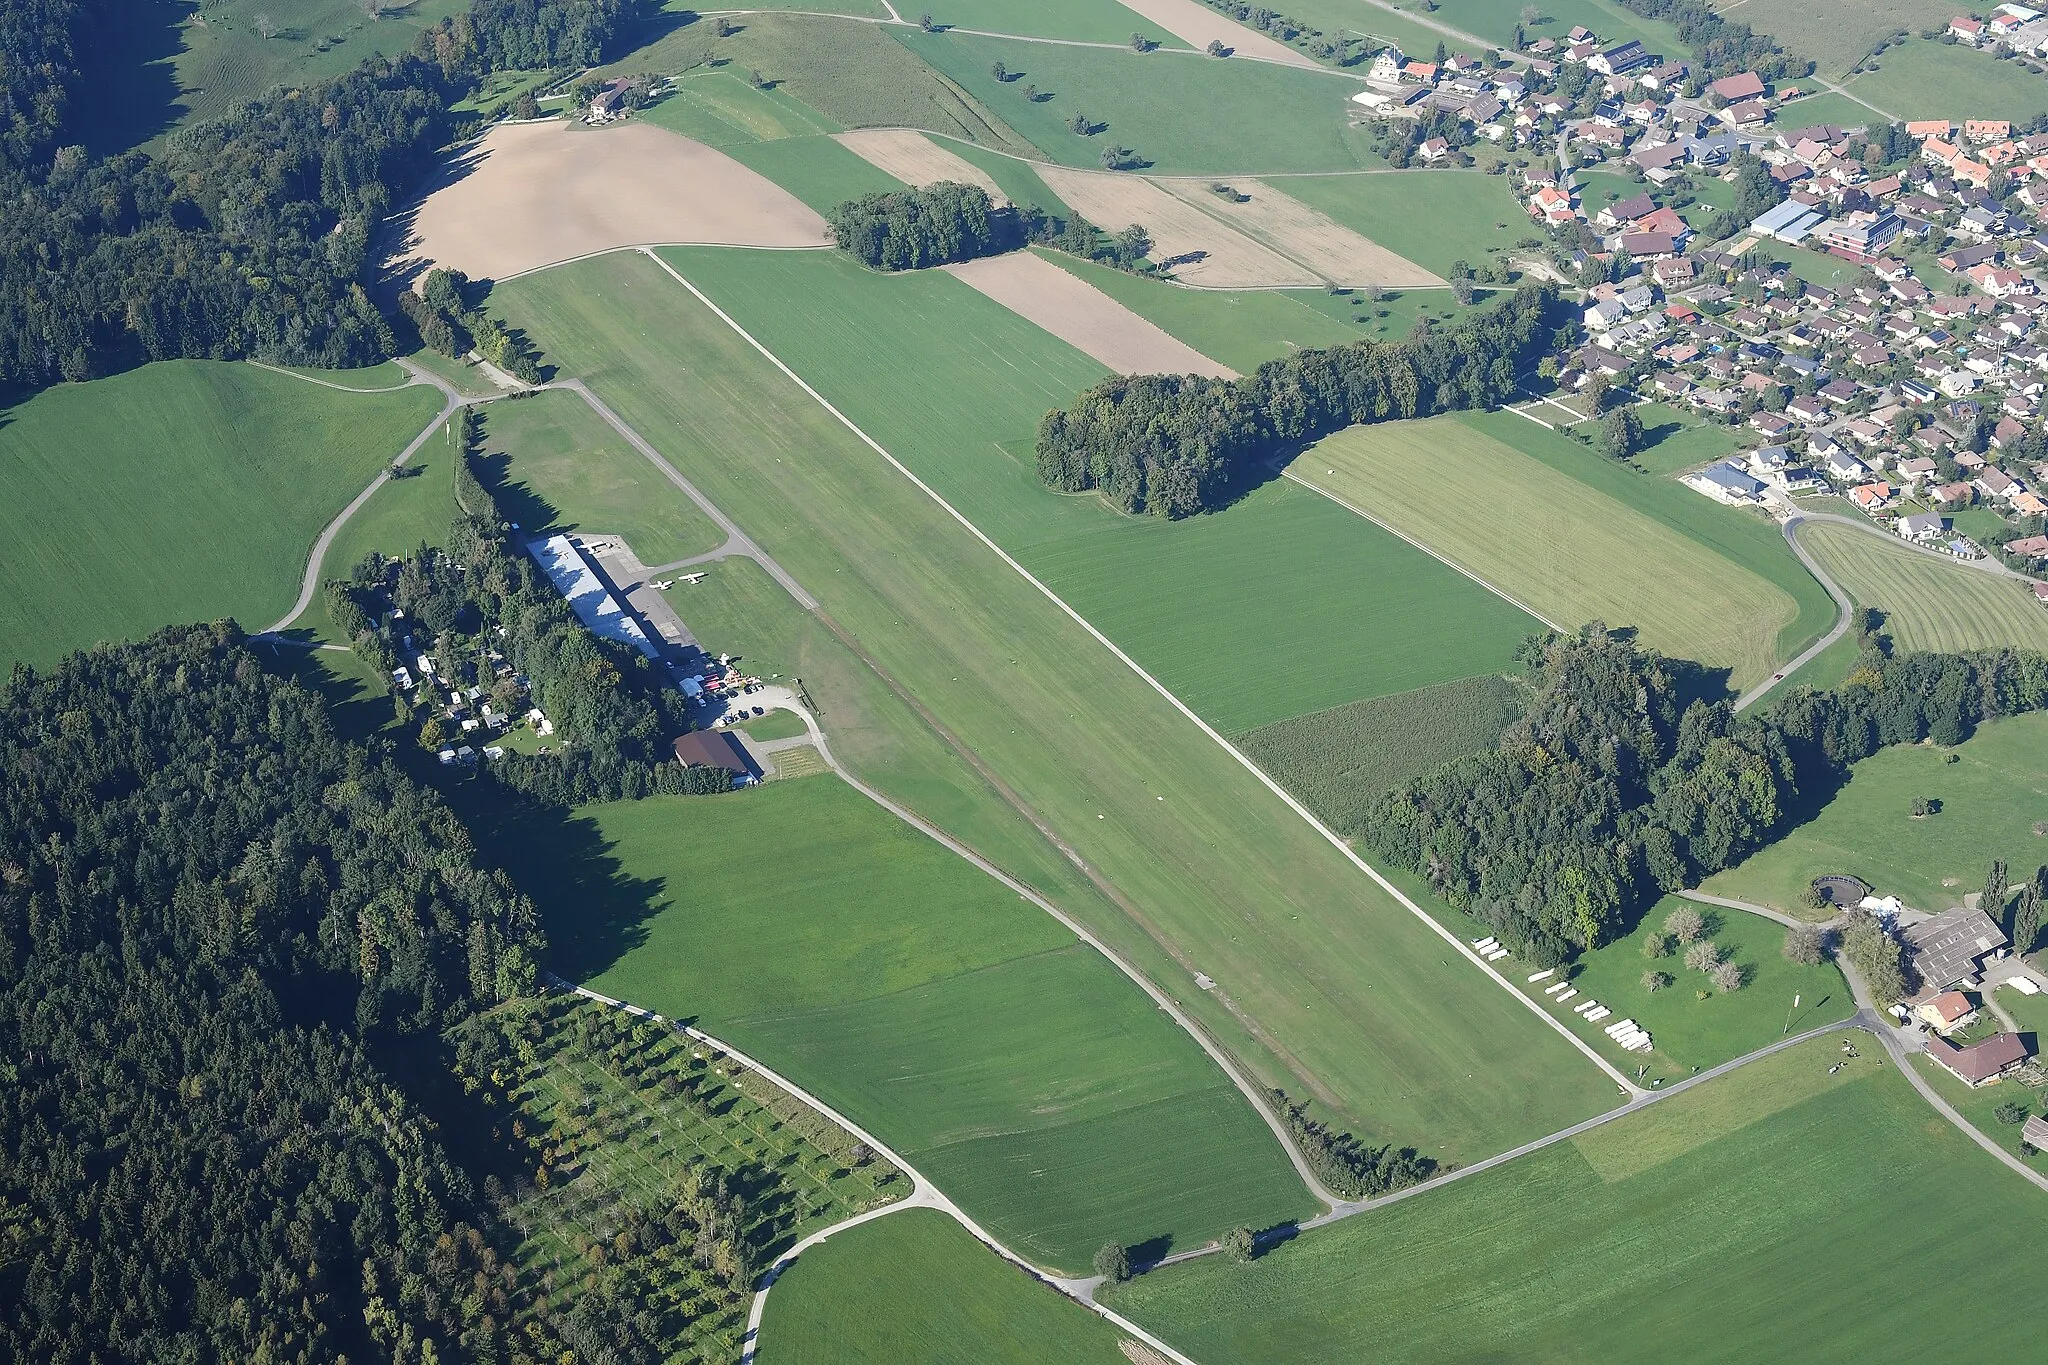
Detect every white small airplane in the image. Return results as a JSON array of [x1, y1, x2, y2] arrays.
[[678, 572, 707, 584]]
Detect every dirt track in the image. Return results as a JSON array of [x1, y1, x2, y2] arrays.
[[832, 129, 1009, 203], [1035, 164, 1317, 287], [943, 252, 1236, 377], [1116, 0, 1325, 69], [388, 120, 830, 284]]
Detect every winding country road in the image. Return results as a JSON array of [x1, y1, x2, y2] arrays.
[[1731, 510, 1856, 712]]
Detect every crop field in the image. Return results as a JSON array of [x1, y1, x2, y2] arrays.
[[475, 389, 725, 565], [758, 1210, 1129, 1364], [1845, 38, 2048, 122], [444, 994, 904, 1362], [942, 252, 1237, 376], [723, 135, 911, 214], [1486, 896, 1855, 1082], [1705, 711, 2048, 919], [1109, 1039, 2048, 1361], [494, 246, 1620, 1165], [639, 70, 843, 147], [1725, 0, 1955, 78], [1293, 417, 1803, 690], [1160, 177, 1441, 285], [1798, 521, 2048, 655], [493, 778, 1312, 1272], [936, 137, 1074, 216], [662, 245, 1537, 732], [602, 13, 1039, 157], [896, 30, 1385, 173], [1465, 411, 1837, 661], [0, 360, 441, 670], [1035, 165, 1320, 287], [1236, 674, 1528, 832], [1264, 171, 1530, 279], [834, 128, 1012, 200]]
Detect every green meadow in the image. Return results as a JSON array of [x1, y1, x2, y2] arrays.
[[896, 30, 1382, 173], [1729, 0, 1955, 78], [759, 1210, 1128, 1364], [474, 389, 725, 565], [496, 778, 1311, 1271], [1110, 1040, 2048, 1361], [0, 360, 441, 669], [922, 0, 1196, 47], [1798, 521, 2048, 656], [1705, 711, 2048, 918], [1422, 0, 1682, 54], [1266, 170, 1530, 278], [661, 245, 1538, 733], [493, 247, 1619, 1165], [1845, 38, 2048, 123]]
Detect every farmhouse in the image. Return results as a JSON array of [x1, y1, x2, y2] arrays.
[[1925, 1031, 2030, 1087], [1915, 990, 1978, 1033], [1906, 904, 2009, 993], [1709, 71, 1765, 103]]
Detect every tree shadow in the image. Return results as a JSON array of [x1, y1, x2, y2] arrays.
[[68, 1, 188, 155], [373, 137, 497, 305], [470, 441, 566, 538], [1126, 1233, 1174, 1269], [465, 798, 671, 984]]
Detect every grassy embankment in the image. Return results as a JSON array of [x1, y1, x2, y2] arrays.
[[1797, 521, 2048, 655], [1706, 711, 2048, 918], [493, 777, 1313, 1273], [1108, 1038, 2048, 1360], [757, 1209, 1130, 1364], [0, 359, 442, 670], [492, 247, 1619, 1167]]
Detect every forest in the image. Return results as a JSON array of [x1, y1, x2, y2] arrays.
[[0, 624, 551, 1362], [0, 0, 630, 388], [1034, 284, 1566, 516], [1359, 619, 2048, 965]]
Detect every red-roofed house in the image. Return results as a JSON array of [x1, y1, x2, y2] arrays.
[[1710, 71, 1765, 102]]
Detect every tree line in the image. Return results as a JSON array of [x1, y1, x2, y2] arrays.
[[0, 623, 567, 1363], [1360, 617, 2048, 965], [0, 0, 630, 389], [400, 267, 547, 382], [1613, 0, 1813, 83], [1034, 284, 1566, 517], [828, 180, 1154, 276]]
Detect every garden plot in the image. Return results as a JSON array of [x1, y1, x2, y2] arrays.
[[942, 252, 1236, 377], [1160, 177, 1442, 286], [1035, 164, 1317, 286], [832, 128, 1010, 202], [389, 120, 831, 284]]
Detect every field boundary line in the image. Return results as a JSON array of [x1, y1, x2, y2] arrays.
[[244, 359, 421, 393], [640, 247, 1642, 1100], [1277, 464, 1566, 632], [547, 976, 1205, 1365], [493, 240, 835, 284]]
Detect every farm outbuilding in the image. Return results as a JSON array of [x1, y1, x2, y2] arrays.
[[672, 730, 751, 775]]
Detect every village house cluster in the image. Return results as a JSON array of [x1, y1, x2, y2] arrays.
[[1949, 5, 2048, 59]]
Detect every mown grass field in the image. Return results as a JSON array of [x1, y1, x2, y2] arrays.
[[1109, 1039, 2048, 1360], [1422, 0, 1681, 54], [1294, 417, 1804, 690], [448, 995, 904, 1361], [602, 13, 1039, 156], [897, 30, 1383, 173], [759, 1209, 1129, 1364], [1264, 171, 1530, 280], [923, 0, 1195, 46], [639, 69, 844, 147], [1798, 521, 2048, 655], [1237, 674, 1528, 831], [475, 389, 725, 565], [1705, 711, 2048, 918], [1911, 1051, 2048, 1177], [1036, 250, 1477, 373], [1484, 896, 1855, 1082], [1468, 410, 1836, 660], [661, 245, 1536, 734], [495, 778, 1311, 1272], [1845, 38, 2048, 122], [0, 360, 441, 670], [1728, 0, 1954, 78], [494, 247, 1619, 1165]]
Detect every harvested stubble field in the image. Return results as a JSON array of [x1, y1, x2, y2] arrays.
[[0, 360, 441, 670], [496, 777, 1311, 1273], [1292, 417, 1804, 690], [833, 128, 1011, 201], [1036, 165, 1317, 286], [390, 120, 830, 284], [1161, 177, 1442, 285], [1236, 675, 1529, 833], [759, 1209, 1129, 1364], [899, 29, 1384, 173], [1797, 521, 2048, 655], [1705, 710, 2048, 920], [600, 13, 1038, 157], [474, 389, 726, 565], [1109, 1040, 2048, 1361], [495, 246, 1617, 1165], [942, 252, 1236, 376], [1267, 170, 1529, 280], [1110, 0, 1324, 67]]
